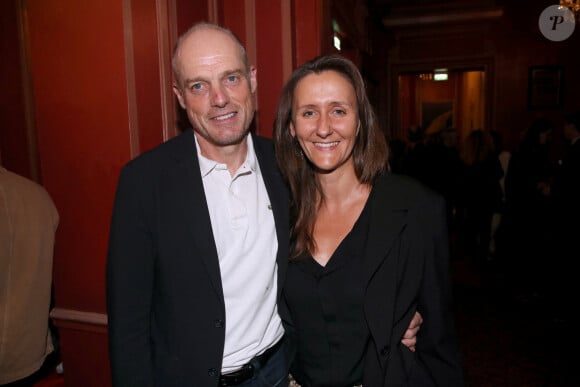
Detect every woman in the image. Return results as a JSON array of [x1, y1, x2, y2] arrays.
[[273, 55, 464, 386]]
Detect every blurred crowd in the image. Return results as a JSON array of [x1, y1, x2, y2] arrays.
[[389, 112, 580, 323]]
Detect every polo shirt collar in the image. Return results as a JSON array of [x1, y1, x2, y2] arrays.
[[194, 133, 257, 177]]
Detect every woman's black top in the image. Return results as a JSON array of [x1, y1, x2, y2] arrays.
[[284, 200, 371, 387]]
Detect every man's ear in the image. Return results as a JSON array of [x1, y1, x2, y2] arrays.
[[249, 65, 257, 94], [173, 84, 186, 109]]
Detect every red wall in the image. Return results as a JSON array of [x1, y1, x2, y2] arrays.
[[24, 1, 130, 385], [254, 0, 288, 137], [7, 1, 579, 385], [0, 0, 36, 180], [0, 1, 324, 385]]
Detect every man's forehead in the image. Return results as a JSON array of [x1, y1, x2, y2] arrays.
[[190, 52, 239, 67], [181, 29, 238, 57], [179, 53, 244, 80], [177, 34, 245, 74]]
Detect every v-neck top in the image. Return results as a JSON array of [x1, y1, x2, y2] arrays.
[[284, 197, 372, 387]]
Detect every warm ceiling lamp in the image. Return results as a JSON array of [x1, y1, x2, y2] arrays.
[[560, 0, 580, 19]]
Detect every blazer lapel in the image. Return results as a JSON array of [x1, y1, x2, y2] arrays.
[[252, 134, 290, 300], [363, 175, 408, 280], [168, 133, 290, 304], [168, 131, 224, 302], [362, 174, 409, 358]]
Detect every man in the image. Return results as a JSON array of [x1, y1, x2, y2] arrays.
[[106, 22, 421, 387], [0, 166, 59, 386]]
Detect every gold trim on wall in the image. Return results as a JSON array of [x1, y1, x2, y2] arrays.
[[122, 0, 141, 159], [156, 0, 176, 141]]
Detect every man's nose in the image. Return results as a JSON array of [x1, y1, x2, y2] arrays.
[[210, 84, 229, 107]]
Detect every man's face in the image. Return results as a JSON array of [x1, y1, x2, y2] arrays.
[[173, 29, 257, 150]]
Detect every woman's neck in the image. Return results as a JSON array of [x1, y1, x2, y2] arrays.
[[317, 169, 370, 212]]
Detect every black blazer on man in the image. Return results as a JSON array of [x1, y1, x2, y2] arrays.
[[106, 130, 290, 387]]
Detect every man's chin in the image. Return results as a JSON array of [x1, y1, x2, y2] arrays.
[[208, 129, 250, 147]]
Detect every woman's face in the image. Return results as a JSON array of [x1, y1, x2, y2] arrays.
[[290, 70, 359, 174]]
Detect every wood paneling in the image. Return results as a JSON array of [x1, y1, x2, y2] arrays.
[[0, 0, 38, 180], [293, 0, 325, 68], [20, 1, 132, 385], [0, 1, 326, 385], [253, 0, 289, 137]]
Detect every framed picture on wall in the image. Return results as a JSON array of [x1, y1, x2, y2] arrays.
[[527, 65, 564, 109]]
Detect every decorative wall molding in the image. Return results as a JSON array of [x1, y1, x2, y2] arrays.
[[156, 0, 176, 141], [17, 0, 41, 181], [50, 307, 108, 329], [122, 0, 140, 158]]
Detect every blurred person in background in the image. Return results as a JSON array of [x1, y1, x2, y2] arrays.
[[0, 166, 59, 387]]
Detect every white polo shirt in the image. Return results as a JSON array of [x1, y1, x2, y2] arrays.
[[195, 135, 285, 373]]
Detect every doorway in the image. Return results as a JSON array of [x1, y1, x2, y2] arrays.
[[398, 68, 486, 143]]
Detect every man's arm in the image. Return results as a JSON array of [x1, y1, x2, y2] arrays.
[[106, 164, 156, 387], [418, 194, 464, 385]]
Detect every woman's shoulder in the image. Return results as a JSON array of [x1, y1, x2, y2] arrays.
[[375, 173, 443, 207], [377, 172, 436, 194]]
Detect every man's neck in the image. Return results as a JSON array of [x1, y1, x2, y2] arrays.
[[194, 132, 250, 175]]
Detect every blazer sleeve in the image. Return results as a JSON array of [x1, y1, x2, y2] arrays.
[[415, 193, 465, 386], [106, 162, 156, 387]]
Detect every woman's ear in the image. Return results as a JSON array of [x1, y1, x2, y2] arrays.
[[290, 121, 296, 137]]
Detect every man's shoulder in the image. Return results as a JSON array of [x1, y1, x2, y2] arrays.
[[140, 130, 194, 159], [123, 130, 195, 172], [250, 134, 278, 167], [0, 167, 58, 218], [0, 167, 51, 198]]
